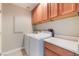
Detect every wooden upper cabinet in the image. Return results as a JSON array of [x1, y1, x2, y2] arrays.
[[32, 4, 42, 24], [41, 3, 48, 21], [32, 3, 48, 24], [0, 4, 1, 10], [76, 3, 79, 12], [59, 3, 76, 15], [36, 4, 42, 22], [32, 7, 37, 24], [32, 4, 43, 24], [49, 3, 58, 19], [32, 9, 36, 24], [32, 3, 78, 25]]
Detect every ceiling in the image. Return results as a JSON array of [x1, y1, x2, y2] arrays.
[[13, 3, 37, 11]]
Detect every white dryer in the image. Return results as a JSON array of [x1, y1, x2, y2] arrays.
[[24, 32, 52, 56]]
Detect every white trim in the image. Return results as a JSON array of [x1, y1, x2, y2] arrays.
[[2, 47, 24, 55]]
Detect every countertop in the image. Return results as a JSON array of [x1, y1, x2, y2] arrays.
[[44, 37, 79, 55]]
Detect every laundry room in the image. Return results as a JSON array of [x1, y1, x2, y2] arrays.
[[0, 3, 79, 56]]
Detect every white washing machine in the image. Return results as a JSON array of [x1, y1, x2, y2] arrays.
[[24, 32, 52, 56]]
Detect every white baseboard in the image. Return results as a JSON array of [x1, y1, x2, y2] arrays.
[[2, 47, 24, 56]]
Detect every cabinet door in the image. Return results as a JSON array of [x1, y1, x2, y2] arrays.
[[49, 3, 58, 19], [36, 4, 42, 23], [44, 47, 58, 56], [59, 3, 75, 15], [32, 10, 35, 24], [42, 3, 48, 21], [32, 8, 37, 24], [76, 3, 79, 12], [0, 4, 1, 11]]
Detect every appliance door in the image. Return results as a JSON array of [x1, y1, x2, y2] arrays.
[[24, 35, 30, 55], [30, 37, 44, 56]]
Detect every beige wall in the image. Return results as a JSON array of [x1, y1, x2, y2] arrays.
[[34, 16, 79, 37], [0, 33, 1, 54], [2, 4, 33, 53], [0, 3, 2, 53]]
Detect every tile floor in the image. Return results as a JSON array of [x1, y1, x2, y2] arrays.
[[3, 49, 27, 56]]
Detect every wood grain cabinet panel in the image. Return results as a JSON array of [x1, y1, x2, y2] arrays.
[[32, 4, 42, 24], [0, 4, 1, 11], [32, 10, 36, 24], [32, 8, 37, 24], [41, 3, 48, 21], [32, 3, 78, 25], [44, 47, 58, 56], [76, 3, 79, 12], [59, 3, 76, 15], [36, 4, 42, 23], [49, 3, 58, 19], [44, 42, 77, 56], [32, 4, 47, 24]]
